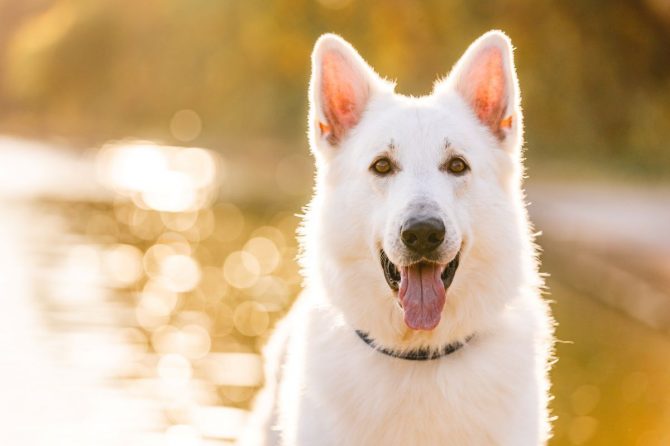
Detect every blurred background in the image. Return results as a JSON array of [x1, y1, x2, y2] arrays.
[[0, 1, 669, 445]]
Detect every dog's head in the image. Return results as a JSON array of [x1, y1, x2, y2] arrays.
[[304, 32, 536, 345]]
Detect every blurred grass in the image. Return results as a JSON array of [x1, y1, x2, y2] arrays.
[[548, 274, 670, 445]]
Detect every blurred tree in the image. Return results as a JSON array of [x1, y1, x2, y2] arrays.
[[0, 0, 669, 176]]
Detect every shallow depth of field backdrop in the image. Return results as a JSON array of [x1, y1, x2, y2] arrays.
[[0, 1, 669, 445]]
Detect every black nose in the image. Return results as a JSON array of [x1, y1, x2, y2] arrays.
[[400, 217, 446, 254]]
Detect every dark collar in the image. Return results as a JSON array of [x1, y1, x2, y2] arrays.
[[355, 330, 473, 361]]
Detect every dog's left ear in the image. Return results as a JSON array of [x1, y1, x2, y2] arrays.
[[435, 31, 522, 152]]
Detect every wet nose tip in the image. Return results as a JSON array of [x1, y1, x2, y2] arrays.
[[400, 217, 446, 254]]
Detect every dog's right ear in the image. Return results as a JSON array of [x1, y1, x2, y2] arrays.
[[309, 34, 392, 150]]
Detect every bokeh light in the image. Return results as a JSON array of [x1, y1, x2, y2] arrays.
[[152, 324, 211, 360], [158, 354, 193, 386], [202, 353, 263, 387], [102, 244, 144, 287], [244, 237, 281, 274], [97, 142, 220, 213], [223, 251, 261, 289], [159, 254, 202, 293], [233, 301, 270, 337], [170, 110, 203, 143]]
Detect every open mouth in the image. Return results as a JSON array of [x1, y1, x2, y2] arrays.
[[380, 249, 460, 331], [380, 250, 460, 292]]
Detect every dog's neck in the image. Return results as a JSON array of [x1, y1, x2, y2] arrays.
[[355, 329, 474, 361]]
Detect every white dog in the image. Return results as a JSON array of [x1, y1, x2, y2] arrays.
[[238, 31, 554, 446]]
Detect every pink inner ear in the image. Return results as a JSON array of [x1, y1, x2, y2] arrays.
[[321, 50, 368, 144], [463, 47, 508, 138]]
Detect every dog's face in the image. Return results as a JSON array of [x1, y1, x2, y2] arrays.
[[305, 32, 532, 342]]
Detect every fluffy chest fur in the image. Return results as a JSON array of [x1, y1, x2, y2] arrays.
[[273, 292, 551, 446]]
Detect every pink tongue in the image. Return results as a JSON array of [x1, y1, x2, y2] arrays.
[[398, 263, 446, 331]]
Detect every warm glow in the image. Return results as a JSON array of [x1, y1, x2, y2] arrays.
[[102, 243, 144, 287], [1, 3, 667, 443], [215, 203, 245, 242], [164, 424, 201, 446], [170, 110, 203, 143], [223, 251, 261, 289], [159, 254, 202, 292], [202, 353, 263, 386], [249, 275, 290, 311], [192, 405, 249, 441], [157, 354, 193, 386], [233, 301, 270, 337], [96, 142, 220, 213], [152, 324, 211, 360], [244, 237, 281, 274]]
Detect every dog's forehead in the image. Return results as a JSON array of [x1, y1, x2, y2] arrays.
[[359, 94, 479, 162]]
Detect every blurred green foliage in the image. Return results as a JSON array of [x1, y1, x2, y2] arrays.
[[1, 0, 670, 176]]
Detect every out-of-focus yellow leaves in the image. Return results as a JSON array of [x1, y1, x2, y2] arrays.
[[5, 1, 76, 99], [1, 0, 669, 175]]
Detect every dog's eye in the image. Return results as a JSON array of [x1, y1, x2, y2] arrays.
[[445, 157, 469, 175], [371, 157, 393, 175]]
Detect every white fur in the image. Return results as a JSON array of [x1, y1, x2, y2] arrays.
[[238, 31, 554, 446]]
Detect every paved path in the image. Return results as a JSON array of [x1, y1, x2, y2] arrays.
[[528, 181, 670, 333], [0, 203, 166, 445], [529, 181, 670, 259], [0, 137, 249, 445]]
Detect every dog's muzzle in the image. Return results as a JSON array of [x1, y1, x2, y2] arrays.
[[380, 250, 459, 331]]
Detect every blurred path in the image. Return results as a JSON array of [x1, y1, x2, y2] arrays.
[[0, 137, 247, 445], [0, 208, 164, 445], [0, 139, 163, 444], [528, 181, 670, 333], [0, 136, 106, 201]]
